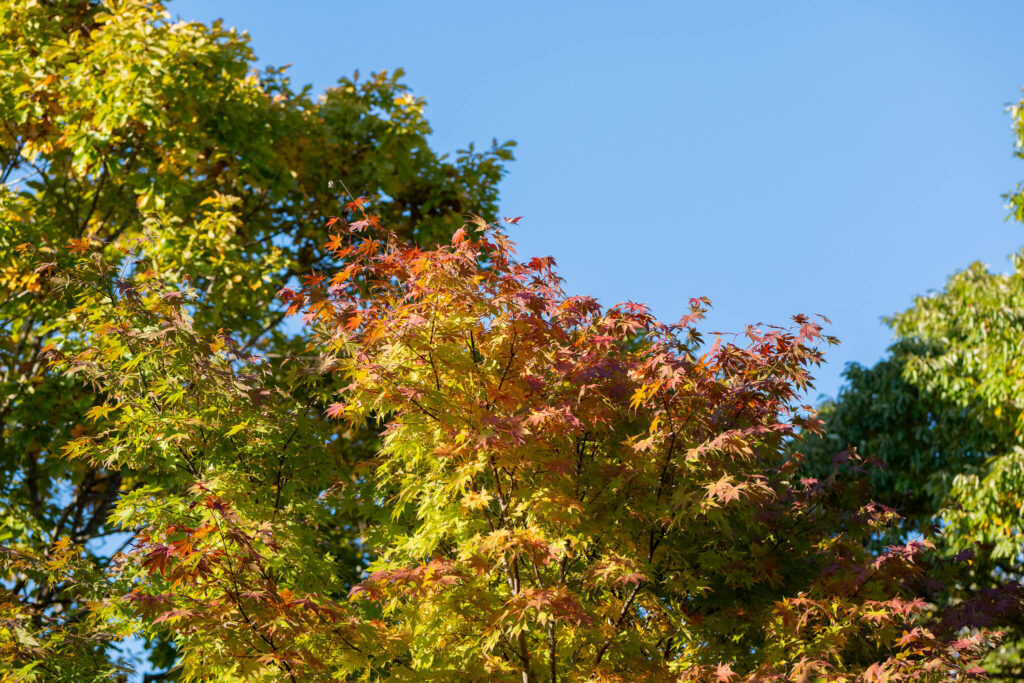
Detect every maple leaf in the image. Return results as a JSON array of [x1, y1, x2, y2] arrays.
[[897, 628, 924, 647], [632, 434, 656, 452], [617, 572, 645, 586], [503, 216, 523, 225], [461, 490, 493, 510], [451, 226, 469, 244], [66, 238, 91, 254], [350, 215, 381, 231], [142, 544, 174, 576], [863, 662, 889, 682], [325, 403, 345, 419], [405, 313, 428, 327], [325, 233, 346, 252], [706, 476, 743, 505], [152, 609, 193, 624], [303, 271, 326, 287], [527, 256, 555, 271], [796, 322, 821, 342], [714, 663, 737, 682], [345, 196, 368, 212], [276, 286, 299, 301]]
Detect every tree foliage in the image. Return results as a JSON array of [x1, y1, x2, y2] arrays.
[[802, 97, 1024, 679], [803, 254, 1024, 679], [1, 1, 1017, 680], [0, 0, 511, 674], [14, 209, 1001, 680]]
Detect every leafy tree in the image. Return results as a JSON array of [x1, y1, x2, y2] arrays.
[[23, 210, 1000, 681], [801, 95, 1024, 679], [802, 256, 1024, 678], [0, 0, 511, 674]]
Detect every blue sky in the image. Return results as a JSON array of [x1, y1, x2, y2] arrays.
[[172, 0, 1024, 401]]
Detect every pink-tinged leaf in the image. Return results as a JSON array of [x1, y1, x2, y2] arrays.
[[633, 435, 656, 452], [708, 336, 721, 358], [797, 322, 822, 342], [527, 256, 556, 271], [153, 609, 193, 624], [325, 403, 345, 419], [706, 477, 743, 505], [504, 216, 523, 225], [617, 572, 645, 586], [863, 662, 888, 682], [714, 663, 736, 682]]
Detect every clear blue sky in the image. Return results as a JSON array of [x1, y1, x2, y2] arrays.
[[172, 0, 1024, 402]]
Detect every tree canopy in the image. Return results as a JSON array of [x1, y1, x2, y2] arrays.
[[1, 0, 510, 675], [801, 93, 1024, 680], [12, 209, 1001, 680], [1, 1, 1019, 681]]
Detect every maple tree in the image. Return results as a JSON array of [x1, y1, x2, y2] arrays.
[[2, 2, 1020, 680], [0, 0, 510, 673], [16, 202, 1006, 680]]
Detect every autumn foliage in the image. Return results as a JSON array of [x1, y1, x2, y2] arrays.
[[0, 0, 509, 676], [14, 201, 1004, 680], [5, 2, 1024, 681]]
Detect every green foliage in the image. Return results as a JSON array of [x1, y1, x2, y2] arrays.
[[1, 537, 132, 681], [802, 87, 1024, 680], [889, 255, 1024, 559], [803, 249, 1024, 679], [32, 239, 376, 680], [1004, 91, 1024, 223], [0, 0, 510, 676]]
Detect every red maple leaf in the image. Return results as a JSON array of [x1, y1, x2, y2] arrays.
[[142, 544, 174, 576], [863, 662, 888, 682], [303, 272, 325, 287]]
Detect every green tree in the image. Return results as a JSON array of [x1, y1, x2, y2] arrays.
[[801, 93, 1024, 679], [0, 0, 511, 675]]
